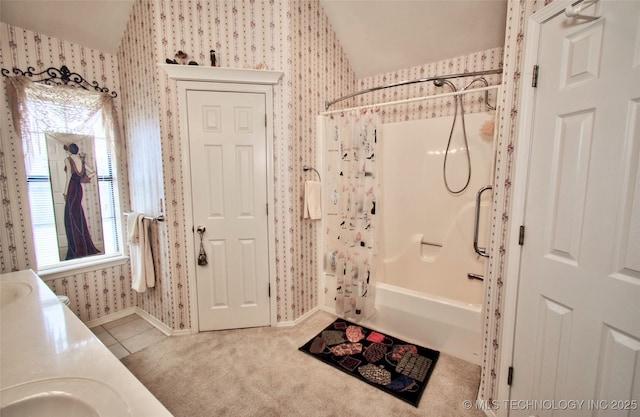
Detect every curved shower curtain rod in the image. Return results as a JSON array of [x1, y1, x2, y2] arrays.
[[324, 68, 502, 110], [320, 84, 499, 116]]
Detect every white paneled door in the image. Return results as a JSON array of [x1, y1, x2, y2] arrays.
[[187, 89, 271, 331], [511, 1, 640, 415]]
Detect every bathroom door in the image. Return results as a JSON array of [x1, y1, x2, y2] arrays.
[[187, 89, 271, 331], [511, 0, 640, 412]]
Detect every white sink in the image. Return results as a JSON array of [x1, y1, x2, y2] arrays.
[[1, 270, 172, 417], [0, 378, 131, 417], [0, 281, 33, 308]]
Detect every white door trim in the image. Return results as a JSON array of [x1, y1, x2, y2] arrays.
[[497, 1, 576, 414], [176, 80, 279, 333]]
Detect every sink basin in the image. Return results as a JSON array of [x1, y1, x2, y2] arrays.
[[1, 378, 130, 417], [2, 394, 99, 417], [0, 281, 33, 308]]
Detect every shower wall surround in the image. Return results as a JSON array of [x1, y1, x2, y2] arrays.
[[0, 22, 135, 323]]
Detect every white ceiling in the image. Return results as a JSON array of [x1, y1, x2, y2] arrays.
[[320, 0, 508, 78], [0, 0, 136, 54], [0, 0, 507, 79]]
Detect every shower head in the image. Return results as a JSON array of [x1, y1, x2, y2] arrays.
[[433, 79, 457, 92]]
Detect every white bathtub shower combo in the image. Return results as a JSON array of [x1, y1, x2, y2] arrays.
[[319, 77, 500, 365]]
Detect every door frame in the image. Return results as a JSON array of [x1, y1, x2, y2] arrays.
[[497, 1, 580, 413], [176, 79, 279, 334]]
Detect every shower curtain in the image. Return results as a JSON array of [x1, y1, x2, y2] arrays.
[[323, 110, 380, 321]]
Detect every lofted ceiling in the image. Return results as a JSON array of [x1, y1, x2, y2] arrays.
[[0, 0, 136, 54], [320, 0, 508, 78], [0, 0, 507, 79]]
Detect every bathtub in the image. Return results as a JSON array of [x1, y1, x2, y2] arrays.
[[364, 282, 482, 365], [369, 112, 493, 364]]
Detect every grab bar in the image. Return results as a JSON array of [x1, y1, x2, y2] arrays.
[[473, 185, 492, 258]]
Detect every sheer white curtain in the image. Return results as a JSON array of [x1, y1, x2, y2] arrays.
[[5, 75, 122, 265], [324, 109, 380, 321], [5, 76, 119, 156]]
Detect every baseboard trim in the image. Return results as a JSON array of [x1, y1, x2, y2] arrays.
[[276, 306, 320, 327], [86, 307, 137, 329], [85, 307, 191, 337], [134, 307, 173, 336], [319, 305, 336, 315]]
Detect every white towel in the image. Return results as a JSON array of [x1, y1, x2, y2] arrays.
[[128, 214, 156, 293], [127, 211, 140, 244], [303, 181, 322, 220]]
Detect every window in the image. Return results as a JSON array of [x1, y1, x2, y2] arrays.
[[7, 77, 124, 271]]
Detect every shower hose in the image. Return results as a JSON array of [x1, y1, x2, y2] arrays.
[[436, 77, 493, 195]]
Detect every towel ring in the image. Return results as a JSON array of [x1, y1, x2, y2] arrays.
[[303, 165, 321, 182]]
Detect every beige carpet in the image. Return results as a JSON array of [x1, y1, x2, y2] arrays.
[[122, 310, 485, 417]]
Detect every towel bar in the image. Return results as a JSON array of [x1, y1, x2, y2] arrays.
[[125, 212, 165, 222]]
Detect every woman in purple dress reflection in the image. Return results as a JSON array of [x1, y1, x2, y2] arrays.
[[63, 143, 100, 260]]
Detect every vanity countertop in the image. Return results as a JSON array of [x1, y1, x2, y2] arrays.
[[0, 269, 173, 416]]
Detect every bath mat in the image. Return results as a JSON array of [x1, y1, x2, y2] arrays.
[[299, 318, 439, 407]]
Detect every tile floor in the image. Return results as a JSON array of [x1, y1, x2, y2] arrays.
[[91, 314, 167, 359]]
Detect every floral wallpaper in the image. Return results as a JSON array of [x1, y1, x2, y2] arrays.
[[0, 0, 355, 330], [0, 0, 551, 406], [118, 0, 356, 329], [118, 0, 172, 328], [0, 22, 136, 323], [290, 0, 357, 321], [479, 0, 549, 408]]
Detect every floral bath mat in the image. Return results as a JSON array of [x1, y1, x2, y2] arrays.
[[298, 318, 439, 407]]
